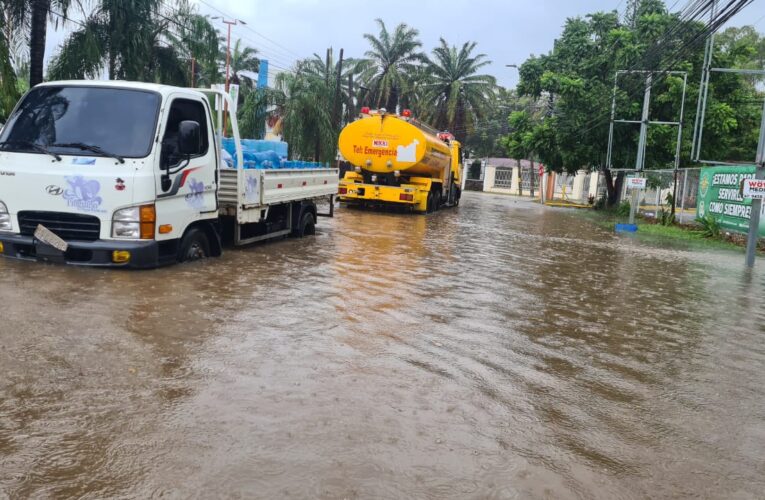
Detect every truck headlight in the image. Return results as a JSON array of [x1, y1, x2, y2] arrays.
[[112, 205, 155, 239], [0, 201, 11, 231]]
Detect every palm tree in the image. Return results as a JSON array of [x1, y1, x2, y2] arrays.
[[27, 0, 80, 87], [0, 0, 29, 118], [355, 19, 423, 111], [421, 38, 496, 142], [169, 1, 221, 87], [225, 38, 259, 86], [0, 5, 18, 120], [274, 59, 335, 162], [47, 0, 206, 85]]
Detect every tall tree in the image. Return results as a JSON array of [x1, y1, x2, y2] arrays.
[[421, 38, 496, 142], [47, 0, 217, 85], [0, 1, 23, 120], [169, 0, 222, 87], [225, 38, 259, 86], [355, 19, 423, 111], [274, 57, 336, 163], [28, 0, 79, 87]]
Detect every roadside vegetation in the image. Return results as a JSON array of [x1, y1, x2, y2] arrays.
[[0, 0, 762, 176], [502, 0, 765, 209], [0, 1, 497, 163]]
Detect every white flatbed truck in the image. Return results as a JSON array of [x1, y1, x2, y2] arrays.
[[0, 80, 337, 268]]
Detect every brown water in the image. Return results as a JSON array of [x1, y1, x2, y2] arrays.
[[1, 192, 764, 499]]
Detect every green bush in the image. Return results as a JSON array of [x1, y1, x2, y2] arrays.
[[616, 201, 631, 217], [659, 208, 675, 226], [659, 193, 675, 226], [469, 160, 482, 179], [696, 214, 721, 238]]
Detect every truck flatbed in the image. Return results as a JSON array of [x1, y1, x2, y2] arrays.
[[219, 168, 338, 223]]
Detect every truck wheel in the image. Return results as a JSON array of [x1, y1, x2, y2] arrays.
[[433, 190, 442, 211], [426, 192, 435, 214], [178, 228, 210, 262], [295, 212, 316, 237]]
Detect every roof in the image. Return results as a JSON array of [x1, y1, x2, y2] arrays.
[[36, 80, 214, 100], [483, 158, 534, 169]]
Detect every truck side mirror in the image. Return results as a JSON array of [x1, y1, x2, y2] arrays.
[[178, 120, 201, 156]]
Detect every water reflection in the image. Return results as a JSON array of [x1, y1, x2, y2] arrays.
[[1, 193, 764, 498]]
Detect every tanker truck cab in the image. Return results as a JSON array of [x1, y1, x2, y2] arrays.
[[337, 108, 462, 213], [0, 80, 338, 268]]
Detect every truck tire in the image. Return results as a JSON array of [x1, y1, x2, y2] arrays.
[[294, 212, 316, 237], [433, 190, 442, 211], [426, 192, 435, 214], [452, 185, 461, 206], [178, 228, 210, 262]]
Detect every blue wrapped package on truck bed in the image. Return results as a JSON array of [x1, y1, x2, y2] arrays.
[[221, 138, 326, 169]]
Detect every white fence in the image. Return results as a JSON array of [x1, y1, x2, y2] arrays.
[[481, 164, 701, 222], [616, 168, 700, 223]]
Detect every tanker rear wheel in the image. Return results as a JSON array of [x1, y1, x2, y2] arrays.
[[433, 190, 442, 211]]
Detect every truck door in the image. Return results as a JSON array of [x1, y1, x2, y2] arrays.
[[154, 94, 217, 241]]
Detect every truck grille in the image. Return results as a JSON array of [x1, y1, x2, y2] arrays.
[[18, 211, 101, 241]]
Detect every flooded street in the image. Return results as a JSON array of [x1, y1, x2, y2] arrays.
[[1, 192, 764, 499]]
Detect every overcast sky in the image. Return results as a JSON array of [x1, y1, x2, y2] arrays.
[[44, 0, 765, 88]]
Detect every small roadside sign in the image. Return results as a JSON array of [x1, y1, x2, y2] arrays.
[[743, 178, 765, 199], [626, 177, 647, 190]]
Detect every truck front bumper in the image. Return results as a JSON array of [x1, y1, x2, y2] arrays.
[[0, 233, 166, 269]]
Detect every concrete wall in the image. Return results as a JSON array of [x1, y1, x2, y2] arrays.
[[483, 165, 496, 192], [482, 165, 604, 203]]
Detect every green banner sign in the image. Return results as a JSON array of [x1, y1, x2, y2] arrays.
[[697, 165, 765, 236]]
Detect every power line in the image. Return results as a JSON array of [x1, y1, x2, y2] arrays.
[[155, 1, 300, 71], [194, 0, 303, 60], [564, 0, 755, 140]]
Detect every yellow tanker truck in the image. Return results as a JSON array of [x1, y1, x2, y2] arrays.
[[337, 108, 461, 213]]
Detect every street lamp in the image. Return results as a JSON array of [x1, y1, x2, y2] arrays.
[[506, 64, 518, 69]]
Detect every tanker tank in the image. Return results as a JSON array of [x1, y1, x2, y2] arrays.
[[338, 113, 452, 179]]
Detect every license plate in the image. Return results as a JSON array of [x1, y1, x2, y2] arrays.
[[34, 224, 69, 252]]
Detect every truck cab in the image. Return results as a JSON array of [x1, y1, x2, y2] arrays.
[[0, 81, 337, 268]]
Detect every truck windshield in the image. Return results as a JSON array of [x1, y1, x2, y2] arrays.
[[0, 86, 161, 159]]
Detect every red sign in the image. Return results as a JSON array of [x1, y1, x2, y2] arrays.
[[538, 164, 544, 177], [743, 178, 765, 199]]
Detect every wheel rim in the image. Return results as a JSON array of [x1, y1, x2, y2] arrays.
[[188, 241, 205, 260]]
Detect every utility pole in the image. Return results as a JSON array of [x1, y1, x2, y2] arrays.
[[347, 73, 355, 124], [331, 48, 344, 130], [325, 48, 331, 86], [212, 17, 246, 135], [745, 99, 765, 267], [691, 0, 717, 161], [607, 70, 686, 225], [630, 73, 652, 226]]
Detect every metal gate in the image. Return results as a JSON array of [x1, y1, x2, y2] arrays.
[[494, 168, 513, 188]]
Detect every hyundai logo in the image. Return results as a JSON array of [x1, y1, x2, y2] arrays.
[[46, 185, 63, 196]]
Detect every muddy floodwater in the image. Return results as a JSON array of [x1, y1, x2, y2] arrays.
[[1, 192, 765, 499]]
